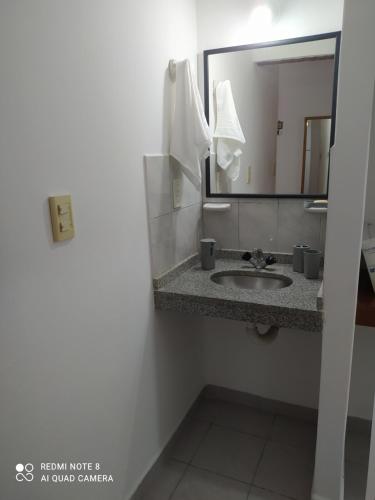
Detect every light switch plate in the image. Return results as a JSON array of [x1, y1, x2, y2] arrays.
[[48, 195, 75, 242], [173, 178, 182, 209]]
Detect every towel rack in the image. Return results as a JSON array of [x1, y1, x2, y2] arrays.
[[169, 59, 177, 81]]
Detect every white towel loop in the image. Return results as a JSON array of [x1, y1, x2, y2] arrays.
[[169, 59, 177, 81]]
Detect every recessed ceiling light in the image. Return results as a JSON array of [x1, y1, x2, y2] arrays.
[[249, 4, 273, 30]]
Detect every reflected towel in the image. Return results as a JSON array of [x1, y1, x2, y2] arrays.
[[214, 80, 246, 181], [170, 60, 212, 188]]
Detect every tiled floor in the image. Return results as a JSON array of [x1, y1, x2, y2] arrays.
[[133, 398, 371, 500], [345, 427, 370, 500]]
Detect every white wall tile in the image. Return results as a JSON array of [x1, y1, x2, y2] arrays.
[[171, 157, 201, 209], [175, 204, 202, 263], [149, 212, 175, 276], [145, 155, 202, 276], [239, 200, 278, 252], [145, 155, 172, 219], [203, 202, 239, 249], [149, 204, 202, 276], [277, 200, 322, 253]]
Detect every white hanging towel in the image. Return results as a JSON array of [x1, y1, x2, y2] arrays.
[[170, 60, 212, 188], [214, 80, 246, 181]]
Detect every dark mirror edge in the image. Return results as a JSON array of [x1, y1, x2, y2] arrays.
[[203, 31, 341, 200]]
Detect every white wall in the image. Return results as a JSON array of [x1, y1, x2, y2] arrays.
[[313, 0, 375, 497], [0, 2, 204, 500], [276, 60, 334, 194], [201, 319, 322, 410], [197, 0, 344, 52], [365, 94, 375, 225]]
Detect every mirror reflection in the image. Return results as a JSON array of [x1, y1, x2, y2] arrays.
[[302, 117, 331, 194], [205, 36, 339, 197]]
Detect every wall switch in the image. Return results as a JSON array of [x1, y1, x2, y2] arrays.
[[49, 195, 75, 242], [173, 178, 182, 209]]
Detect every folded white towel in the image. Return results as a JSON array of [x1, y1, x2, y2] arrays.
[[214, 80, 246, 181], [170, 60, 212, 188]]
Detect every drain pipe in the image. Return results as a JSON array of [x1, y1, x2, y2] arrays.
[[245, 323, 279, 344]]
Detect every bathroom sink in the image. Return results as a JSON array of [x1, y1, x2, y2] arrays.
[[210, 271, 293, 291]]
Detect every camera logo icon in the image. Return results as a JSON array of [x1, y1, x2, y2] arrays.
[[16, 463, 34, 482]]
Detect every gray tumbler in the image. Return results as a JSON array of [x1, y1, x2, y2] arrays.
[[304, 250, 322, 279], [200, 238, 216, 270], [293, 244, 310, 273]]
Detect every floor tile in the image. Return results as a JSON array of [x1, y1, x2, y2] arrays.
[[133, 459, 186, 500], [191, 399, 224, 423], [192, 425, 265, 483], [248, 486, 292, 500], [345, 430, 371, 465], [254, 441, 314, 500], [171, 466, 249, 500], [168, 418, 211, 463], [271, 415, 317, 449], [214, 401, 274, 438], [345, 460, 368, 500]]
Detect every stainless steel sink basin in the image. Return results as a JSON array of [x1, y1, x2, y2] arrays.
[[211, 271, 293, 290]]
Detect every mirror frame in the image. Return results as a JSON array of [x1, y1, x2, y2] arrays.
[[203, 32, 342, 199]]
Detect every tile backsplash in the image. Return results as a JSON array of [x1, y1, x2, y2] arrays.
[[145, 155, 202, 277], [145, 155, 326, 277], [203, 199, 327, 254]]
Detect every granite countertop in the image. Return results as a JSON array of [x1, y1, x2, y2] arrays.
[[154, 254, 323, 332]]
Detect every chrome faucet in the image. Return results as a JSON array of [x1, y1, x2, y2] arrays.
[[242, 249, 276, 269]]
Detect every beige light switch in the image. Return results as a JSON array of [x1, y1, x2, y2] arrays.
[[49, 195, 75, 242], [173, 178, 182, 209]]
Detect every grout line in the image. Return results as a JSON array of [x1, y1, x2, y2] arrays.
[[187, 463, 253, 486], [167, 461, 189, 500], [268, 414, 277, 441], [250, 434, 268, 486], [211, 422, 271, 441], [189, 422, 213, 465], [249, 415, 308, 500], [172, 453, 299, 500], [169, 457, 190, 466], [142, 398, 321, 499], [172, 200, 202, 214], [248, 485, 297, 500], [150, 201, 201, 221]]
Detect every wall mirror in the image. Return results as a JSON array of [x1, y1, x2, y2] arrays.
[[204, 32, 341, 198]]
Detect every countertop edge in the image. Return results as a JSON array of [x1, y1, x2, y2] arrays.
[[154, 289, 323, 332]]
